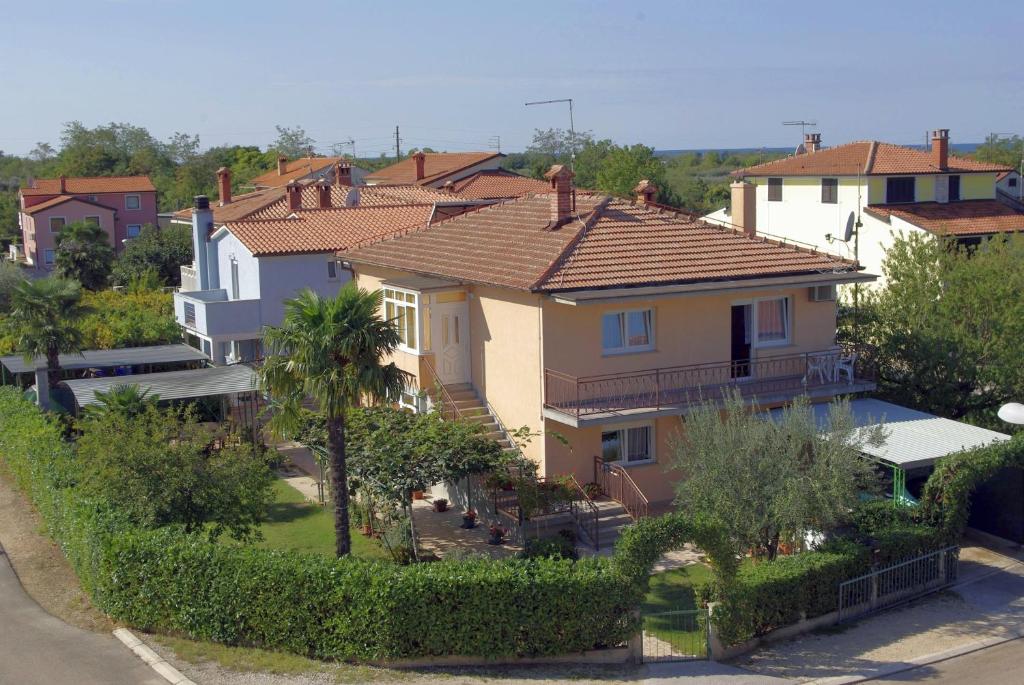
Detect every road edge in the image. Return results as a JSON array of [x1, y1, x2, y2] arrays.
[[113, 628, 197, 685]]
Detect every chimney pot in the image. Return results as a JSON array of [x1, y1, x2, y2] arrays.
[[730, 181, 757, 237], [634, 179, 658, 205], [277, 156, 288, 176], [315, 180, 331, 209], [59, 175, 67, 193], [804, 133, 822, 153], [931, 129, 949, 170], [194, 195, 210, 210], [411, 151, 426, 182], [334, 161, 352, 187], [543, 164, 574, 226], [216, 167, 232, 206], [286, 181, 302, 211]]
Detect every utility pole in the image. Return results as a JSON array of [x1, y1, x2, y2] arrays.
[[525, 98, 577, 173], [394, 125, 401, 160]]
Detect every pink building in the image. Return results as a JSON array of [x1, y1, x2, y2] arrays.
[[18, 175, 158, 270]]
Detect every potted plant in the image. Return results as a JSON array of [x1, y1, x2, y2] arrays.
[[583, 481, 603, 499], [461, 508, 477, 529], [412, 489, 425, 500], [487, 524, 505, 546], [433, 498, 449, 513]]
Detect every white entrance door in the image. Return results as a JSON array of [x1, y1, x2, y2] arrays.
[[431, 300, 469, 385]]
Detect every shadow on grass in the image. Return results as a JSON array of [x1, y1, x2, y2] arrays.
[[264, 501, 321, 526]]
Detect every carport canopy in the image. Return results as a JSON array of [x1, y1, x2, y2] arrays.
[[769, 398, 1010, 470], [0, 344, 208, 375], [64, 364, 257, 408]]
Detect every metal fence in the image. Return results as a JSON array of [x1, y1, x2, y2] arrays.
[[641, 609, 708, 662], [838, 546, 960, 623]]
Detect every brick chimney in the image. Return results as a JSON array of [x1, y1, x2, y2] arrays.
[[286, 180, 302, 211], [334, 161, 352, 187], [931, 129, 949, 171], [730, 181, 757, 237], [59, 175, 67, 193], [544, 164, 574, 227], [411, 151, 426, 182], [634, 179, 658, 205], [315, 180, 331, 209], [216, 167, 232, 206], [277, 155, 288, 176], [804, 133, 821, 153]]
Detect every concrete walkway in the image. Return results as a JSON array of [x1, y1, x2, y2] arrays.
[[0, 545, 163, 685], [412, 493, 522, 559], [735, 543, 1024, 683]]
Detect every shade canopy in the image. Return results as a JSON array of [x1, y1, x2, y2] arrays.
[[64, 364, 257, 408], [0, 344, 208, 375]]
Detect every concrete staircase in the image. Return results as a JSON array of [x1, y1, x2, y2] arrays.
[[441, 383, 517, 454], [580, 498, 634, 554]]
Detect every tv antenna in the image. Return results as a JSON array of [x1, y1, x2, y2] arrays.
[[332, 138, 356, 159], [783, 120, 817, 138], [525, 98, 576, 172], [487, 135, 501, 153]]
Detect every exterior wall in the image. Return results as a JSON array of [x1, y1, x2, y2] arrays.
[[256, 252, 350, 327], [751, 176, 865, 252], [350, 265, 424, 382], [997, 171, 1021, 198], [20, 202, 117, 270], [962, 173, 996, 200]]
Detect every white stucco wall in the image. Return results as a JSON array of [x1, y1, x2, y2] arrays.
[[213, 231, 261, 301], [255, 252, 351, 327]]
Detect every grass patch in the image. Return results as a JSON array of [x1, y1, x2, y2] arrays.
[[641, 563, 713, 655], [255, 479, 390, 560]]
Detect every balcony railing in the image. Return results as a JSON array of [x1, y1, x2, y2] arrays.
[[544, 346, 874, 419]]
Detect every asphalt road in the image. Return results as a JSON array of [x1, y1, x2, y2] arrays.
[[870, 637, 1024, 683], [0, 545, 163, 685]]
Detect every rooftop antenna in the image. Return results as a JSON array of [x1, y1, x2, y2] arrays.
[[487, 135, 501, 153], [783, 120, 817, 139], [525, 98, 576, 173]]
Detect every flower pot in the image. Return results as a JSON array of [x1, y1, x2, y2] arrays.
[[461, 516, 477, 529], [412, 490, 425, 500], [433, 501, 449, 513], [487, 534, 503, 546], [361, 524, 372, 536]]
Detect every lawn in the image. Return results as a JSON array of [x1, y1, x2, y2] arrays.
[[255, 479, 390, 561], [641, 563, 715, 656]]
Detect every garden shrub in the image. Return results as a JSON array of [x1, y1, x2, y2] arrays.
[[845, 500, 946, 564], [521, 533, 578, 560], [0, 388, 639, 660]]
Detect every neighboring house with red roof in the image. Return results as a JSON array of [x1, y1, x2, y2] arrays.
[[447, 168, 551, 199], [17, 175, 157, 269], [996, 169, 1022, 205], [249, 156, 369, 189], [704, 130, 1019, 283], [340, 166, 876, 513], [365, 151, 504, 187], [172, 174, 483, 364]]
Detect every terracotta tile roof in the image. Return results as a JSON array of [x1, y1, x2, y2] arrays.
[[735, 141, 1011, 177], [365, 152, 503, 186], [864, 200, 1024, 236], [21, 175, 156, 196], [171, 187, 288, 223], [223, 204, 435, 257], [342, 194, 854, 292], [249, 157, 345, 188], [21, 195, 117, 215], [449, 169, 551, 199]]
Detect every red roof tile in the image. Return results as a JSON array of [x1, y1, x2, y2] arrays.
[[736, 141, 1011, 177], [342, 194, 855, 292], [864, 200, 1024, 236], [21, 175, 156, 196], [366, 152, 503, 186], [22, 195, 118, 215], [250, 157, 346, 188], [449, 169, 551, 199]]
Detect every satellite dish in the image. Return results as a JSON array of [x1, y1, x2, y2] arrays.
[[843, 212, 856, 242], [998, 402, 1024, 425]]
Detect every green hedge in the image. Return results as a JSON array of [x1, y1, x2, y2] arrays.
[[0, 388, 639, 660]]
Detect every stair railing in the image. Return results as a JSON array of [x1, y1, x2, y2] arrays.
[[593, 455, 649, 521], [568, 474, 600, 551], [420, 354, 463, 421]]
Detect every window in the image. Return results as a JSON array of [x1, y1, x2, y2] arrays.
[[84, 215, 100, 226], [383, 287, 418, 351], [948, 175, 961, 202], [43, 249, 55, 265], [124, 194, 141, 210], [399, 386, 426, 413], [87, 195, 97, 202], [126, 224, 141, 238], [184, 302, 196, 327], [601, 424, 654, 465], [602, 309, 654, 354], [49, 217, 65, 233], [767, 177, 783, 202], [755, 297, 790, 345], [1010, 177, 1018, 188], [821, 178, 838, 204], [230, 259, 240, 300], [886, 177, 915, 203], [327, 260, 338, 280]]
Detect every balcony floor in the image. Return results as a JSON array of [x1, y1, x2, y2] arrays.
[[543, 379, 877, 428]]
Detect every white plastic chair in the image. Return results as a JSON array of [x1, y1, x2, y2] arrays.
[[836, 352, 858, 385]]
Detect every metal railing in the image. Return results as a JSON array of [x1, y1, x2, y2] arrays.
[[594, 455, 649, 521], [420, 354, 463, 421], [546, 346, 873, 418], [642, 608, 708, 662], [567, 474, 600, 550], [838, 546, 959, 623]]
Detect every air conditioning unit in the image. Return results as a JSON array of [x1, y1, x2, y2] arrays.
[[808, 284, 836, 302]]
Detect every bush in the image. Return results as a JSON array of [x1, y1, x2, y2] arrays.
[[846, 500, 946, 564], [521, 534, 578, 561], [0, 388, 639, 660]]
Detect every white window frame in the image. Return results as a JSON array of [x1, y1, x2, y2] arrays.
[[399, 385, 427, 413], [601, 307, 655, 355], [600, 421, 656, 467], [733, 296, 792, 349], [383, 286, 419, 353], [126, 224, 142, 238], [124, 194, 141, 210], [327, 259, 339, 281], [49, 216, 66, 234], [84, 215, 101, 226], [43, 248, 56, 265]]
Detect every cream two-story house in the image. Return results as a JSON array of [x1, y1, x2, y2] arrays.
[[706, 130, 1021, 284], [342, 166, 877, 509]]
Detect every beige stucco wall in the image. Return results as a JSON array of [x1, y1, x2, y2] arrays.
[[351, 264, 429, 383]]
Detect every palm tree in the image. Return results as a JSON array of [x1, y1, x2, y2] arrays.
[[6, 277, 90, 389], [258, 285, 408, 557], [84, 383, 160, 421]]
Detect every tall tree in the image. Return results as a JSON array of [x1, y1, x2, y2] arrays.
[[973, 133, 1023, 169], [272, 125, 315, 159], [0, 258, 26, 313], [111, 224, 192, 286], [5, 277, 90, 388], [594, 143, 666, 199], [258, 285, 408, 556], [54, 220, 115, 289]]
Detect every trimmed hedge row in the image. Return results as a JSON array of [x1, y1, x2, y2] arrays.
[[0, 388, 639, 660]]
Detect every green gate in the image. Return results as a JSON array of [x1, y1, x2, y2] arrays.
[[641, 608, 709, 662]]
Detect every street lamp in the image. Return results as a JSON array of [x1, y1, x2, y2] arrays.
[[997, 402, 1024, 425]]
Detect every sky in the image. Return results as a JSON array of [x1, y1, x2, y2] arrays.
[[2, 0, 1022, 157]]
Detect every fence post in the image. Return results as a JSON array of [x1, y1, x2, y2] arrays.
[[706, 602, 725, 661], [627, 610, 643, 664], [869, 573, 879, 610]]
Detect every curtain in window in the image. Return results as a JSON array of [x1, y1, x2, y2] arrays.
[[602, 314, 624, 350], [757, 298, 788, 343], [626, 310, 652, 347], [626, 426, 651, 462]]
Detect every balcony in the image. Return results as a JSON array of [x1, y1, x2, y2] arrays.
[[180, 264, 198, 292], [543, 347, 876, 426], [173, 289, 262, 339]]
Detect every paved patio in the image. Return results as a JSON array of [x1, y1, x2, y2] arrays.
[[411, 493, 522, 559]]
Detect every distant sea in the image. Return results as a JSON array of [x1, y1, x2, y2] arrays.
[[654, 143, 981, 158]]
